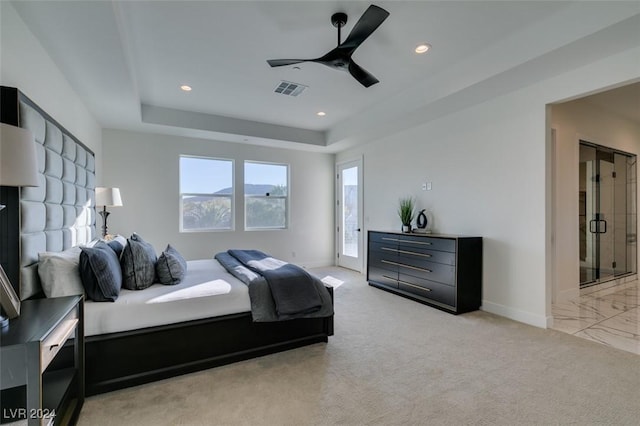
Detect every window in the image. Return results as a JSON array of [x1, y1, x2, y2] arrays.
[[244, 161, 289, 229], [179, 156, 233, 231]]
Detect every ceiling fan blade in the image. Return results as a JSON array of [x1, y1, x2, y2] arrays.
[[348, 61, 379, 88], [340, 5, 390, 51], [266, 59, 307, 67], [314, 47, 346, 66]]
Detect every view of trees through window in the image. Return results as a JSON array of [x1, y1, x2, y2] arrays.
[[245, 162, 288, 229], [180, 156, 233, 231], [180, 157, 289, 231]]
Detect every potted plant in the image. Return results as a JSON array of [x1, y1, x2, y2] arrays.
[[398, 197, 415, 233]]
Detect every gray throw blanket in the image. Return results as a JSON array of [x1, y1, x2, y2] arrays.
[[214, 250, 333, 322]]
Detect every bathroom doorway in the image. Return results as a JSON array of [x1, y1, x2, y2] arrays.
[[579, 141, 637, 288]]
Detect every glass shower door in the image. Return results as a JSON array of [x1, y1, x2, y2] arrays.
[[579, 144, 598, 285], [597, 156, 615, 282]]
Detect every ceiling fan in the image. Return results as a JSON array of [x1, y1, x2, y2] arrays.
[[266, 4, 390, 88]]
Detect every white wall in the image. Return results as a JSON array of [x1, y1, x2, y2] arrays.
[[552, 98, 640, 302], [0, 1, 102, 177], [337, 46, 640, 328], [102, 129, 335, 266]]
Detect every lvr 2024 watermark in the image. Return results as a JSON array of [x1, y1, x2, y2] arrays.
[[3, 408, 56, 420]]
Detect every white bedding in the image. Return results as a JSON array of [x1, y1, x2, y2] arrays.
[[84, 259, 251, 336]]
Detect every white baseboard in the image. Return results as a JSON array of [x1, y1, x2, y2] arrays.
[[482, 300, 549, 328]]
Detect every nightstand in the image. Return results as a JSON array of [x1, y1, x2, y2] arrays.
[[0, 295, 84, 426]]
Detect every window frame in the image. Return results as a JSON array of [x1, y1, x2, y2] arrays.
[[244, 160, 290, 231], [179, 155, 235, 233]]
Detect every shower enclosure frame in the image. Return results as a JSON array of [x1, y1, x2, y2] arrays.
[[579, 140, 637, 288]]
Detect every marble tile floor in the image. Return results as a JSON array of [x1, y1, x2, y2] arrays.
[[551, 278, 640, 355]]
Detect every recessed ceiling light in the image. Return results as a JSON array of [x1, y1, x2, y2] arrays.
[[317, 111, 326, 117], [180, 85, 192, 92], [415, 43, 431, 54]]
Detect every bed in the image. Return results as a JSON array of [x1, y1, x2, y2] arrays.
[[0, 86, 334, 396], [79, 256, 333, 395]]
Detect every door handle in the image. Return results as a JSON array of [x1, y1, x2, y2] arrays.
[[589, 219, 607, 234], [357, 228, 361, 232]]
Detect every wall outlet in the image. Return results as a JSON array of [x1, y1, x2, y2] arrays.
[[422, 183, 427, 191]]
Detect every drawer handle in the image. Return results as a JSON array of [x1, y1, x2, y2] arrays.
[[382, 237, 432, 246], [398, 279, 432, 291], [380, 275, 432, 292], [399, 240, 432, 246], [381, 259, 432, 273], [398, 249, 431, 258], [381, 247, 432, 258]]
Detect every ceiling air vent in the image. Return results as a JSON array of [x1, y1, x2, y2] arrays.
[[274, 81, 307, 97]]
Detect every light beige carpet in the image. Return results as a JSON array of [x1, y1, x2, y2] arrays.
[[79, 268, 640, 425]]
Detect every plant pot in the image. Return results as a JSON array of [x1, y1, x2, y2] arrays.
[[402, 224, 411, 233]]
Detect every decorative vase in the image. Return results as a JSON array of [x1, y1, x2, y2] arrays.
[[417, 209, 428, 230], [402, 224, 411, 233]]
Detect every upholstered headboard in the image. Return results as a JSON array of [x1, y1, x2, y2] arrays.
[[0, 87, 96, 299]]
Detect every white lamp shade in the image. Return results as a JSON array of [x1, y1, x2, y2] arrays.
[[0, 123, 39, 187], [96, 187, 123, 207]]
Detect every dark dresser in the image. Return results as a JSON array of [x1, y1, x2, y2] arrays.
[[367, 231, 482, 314]]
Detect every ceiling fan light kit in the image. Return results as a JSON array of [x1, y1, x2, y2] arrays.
[[267, 4, 390, 88]]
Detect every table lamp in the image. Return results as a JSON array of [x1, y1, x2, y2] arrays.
[[96, 187, 123, 237], [1, 123, 39, 327]]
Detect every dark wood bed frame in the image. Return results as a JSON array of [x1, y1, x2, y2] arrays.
[[2, 86, 334, 397], [56, 289, 333, 396]]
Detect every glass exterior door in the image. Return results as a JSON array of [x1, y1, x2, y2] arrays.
[[337, 159, 363, 271]]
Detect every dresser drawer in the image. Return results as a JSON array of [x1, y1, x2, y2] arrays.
[[396, 255, 456, 286], [370, 232, 456, 253], [398, 276, 455, 307], [369, 241, 400, 258], [41, 308, 78, 371], [369, 232, 398, 244], [392, 246, 455, 265], [369, 250, 399, 273], [397, 235, 455, 253], [368, 267, 399, 288]]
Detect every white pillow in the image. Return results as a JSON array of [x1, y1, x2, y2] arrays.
[[38, 247, 84, 298]]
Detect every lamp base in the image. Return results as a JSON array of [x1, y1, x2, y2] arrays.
[[0, 314, 9, 328], [99, 207, 111, 238]]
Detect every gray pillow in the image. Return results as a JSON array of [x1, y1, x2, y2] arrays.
[[121, 233, 157, 290], [106, 234, 127, 259], [156, 244, 187, 285], [38, 246, 84, 298], [79, 242, 122, 302]]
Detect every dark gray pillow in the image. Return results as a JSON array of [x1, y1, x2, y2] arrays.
[[121, 233, 157, 290], [156, 244, 187, 285], [79, 242, 122, 302]]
